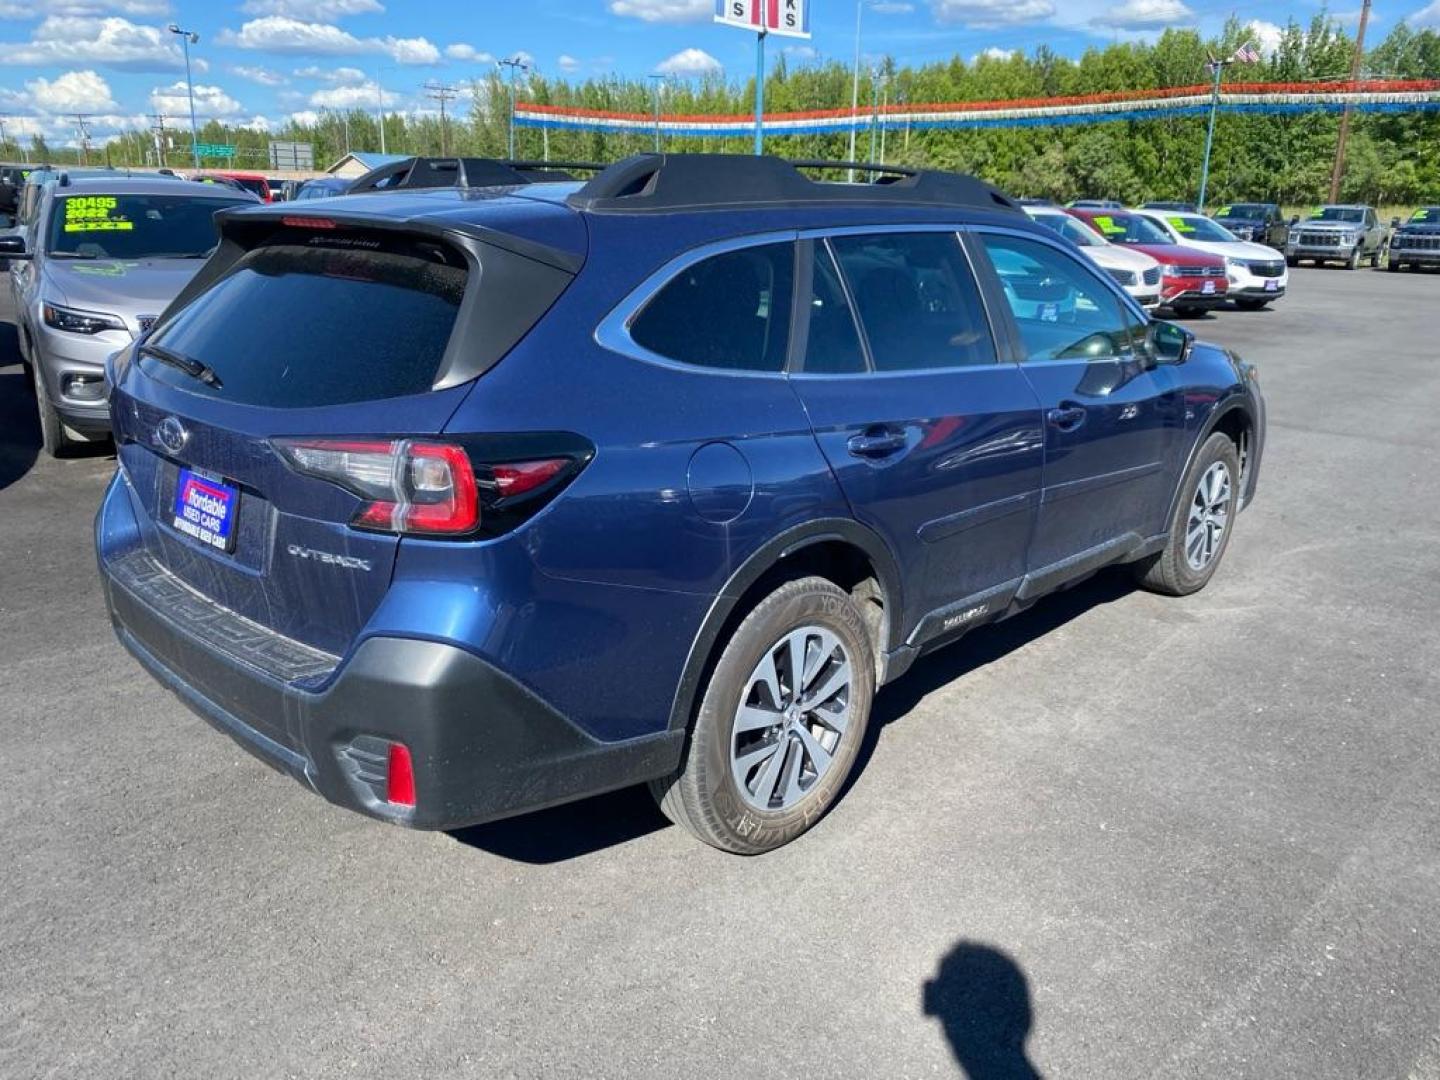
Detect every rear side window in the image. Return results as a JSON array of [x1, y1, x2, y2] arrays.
[[143, 244, 467, 407], [630, 242, 794, 372], [828, 232, 994, 371]]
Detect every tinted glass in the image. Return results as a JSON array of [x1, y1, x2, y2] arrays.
[[231, 177, 267, 198], [980, 234, 1138, 364], [1092, 213, 1171, 245], [631, 242, 793, 372], [802, 246, 866, 374], [1217, 204, 1269, 220], [1310, 207, 1365, 223], [1409, 207, 1440, 225], [142, 243, 466, 407], [1032, 212, 1102, 247], [829, 232, 993, 371], [46, 193, 248, 258]]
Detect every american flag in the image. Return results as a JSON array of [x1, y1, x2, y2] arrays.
[[1233, 42, 1261, 63]]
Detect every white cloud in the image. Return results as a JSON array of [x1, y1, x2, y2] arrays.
[[0, 15, 198, 71], [557, 54, 581, 72], [784, 44, 819, 60], [239, 114, 273, 131], [0, 0, 170, 17], [1409, 0, 1438, 25], [230, 63, 288, 86], [287, 108, 322, 126], [308, 80, 399, 108], [1090, 0, 1192, 29], [610, 0, 709, 23], [218, 16, 439, 64], [240, 0, 383, 17], [871, 2, 916, 11], [445, 42, 494, 62], [25, 69, 119, 113], [930, 0, 1054, 26], [294, 64, 368, 82], [150, 81, 245, 118], [656, 47, 722, 76], [972, 46, 1020, 61], [1245, 18, 1284, 54]]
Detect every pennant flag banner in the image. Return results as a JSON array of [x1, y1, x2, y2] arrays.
[[516, 80, 1440, 137]]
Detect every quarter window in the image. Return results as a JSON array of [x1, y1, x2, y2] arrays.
[[979, 234, 1138, 364], [828, 232, 995, 371], [630, 242, 794, 372], [801, 245, 867, 374]]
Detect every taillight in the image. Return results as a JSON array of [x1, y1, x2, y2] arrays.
[[273, 436, 588, 538]]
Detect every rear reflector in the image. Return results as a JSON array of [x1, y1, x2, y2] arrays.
[[386, 743, 416, 806]]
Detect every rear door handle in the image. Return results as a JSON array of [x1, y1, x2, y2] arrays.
[[847, 427, 907, 458], [1047, 405, 1087, 432]]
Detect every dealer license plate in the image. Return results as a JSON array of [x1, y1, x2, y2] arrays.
[[172, 469, 238, 552], [1202, 279, 1216, 295]]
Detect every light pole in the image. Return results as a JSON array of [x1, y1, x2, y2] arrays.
[[647, 74, 669, 152], [375, 65, 396, 155], [167, 23, 201, 170], [498, 56, 529, 159], [847, 0, 863, 179]]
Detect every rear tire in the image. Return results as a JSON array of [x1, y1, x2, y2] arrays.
[[1388, 257, 1402, 272], [32, 360, 77, 458], [1285, 256, 1298, 267], [650, 576, 875, 854], [1235, 298, 1268, 310], [1133, 432, 1241, 597]]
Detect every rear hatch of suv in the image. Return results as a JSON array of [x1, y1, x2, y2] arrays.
[[105, 198, 582, 661]]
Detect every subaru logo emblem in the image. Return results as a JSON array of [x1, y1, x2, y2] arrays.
[[154, 416, 189, 455]]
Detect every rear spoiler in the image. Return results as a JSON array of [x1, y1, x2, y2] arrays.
[[345, 156, 603, 194]]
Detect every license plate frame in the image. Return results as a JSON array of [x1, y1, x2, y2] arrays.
[[1264, 279, 1279, 291], [171, 468, 240, 553], [1201, 279, 1216, 295]]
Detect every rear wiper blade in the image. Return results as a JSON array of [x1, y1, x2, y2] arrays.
[[139, 342, 221, 388]]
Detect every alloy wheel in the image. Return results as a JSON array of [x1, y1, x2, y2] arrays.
[[730, 625, 853, 813], [1185, 461, 1232, 572]]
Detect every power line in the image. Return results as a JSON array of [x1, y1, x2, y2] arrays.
[[425, 81, 459, 156], [149, 112, 169, 169], [72, 114, 93, 165]]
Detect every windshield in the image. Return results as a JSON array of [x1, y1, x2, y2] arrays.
[[1310, 207, 1365, 223], [46, 193, 249, 258], [1085, 213, 1171, 245], [229, 177, 267, 198], [1032, 213, 1102, 247], [1216, 204, 1268, 220], [1407, 207, 1440, 225], [1163, 215, 1236, 242]]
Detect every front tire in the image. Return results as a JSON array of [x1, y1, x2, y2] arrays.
[[1235, 298, 1269, 311], [1133, 432, 1241, 597], [651, 576, 875, 854], [33, 359, 77, 458], [1346, 247, 1361, 271]]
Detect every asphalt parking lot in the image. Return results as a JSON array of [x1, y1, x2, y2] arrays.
[[2, 268, 1438, 1080]]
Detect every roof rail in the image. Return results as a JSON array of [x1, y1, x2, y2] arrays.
[[567, 153, 1021, 214], [345, 155, 604, 194]]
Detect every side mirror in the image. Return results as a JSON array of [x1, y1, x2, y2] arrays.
[[1391, 217, 1401, 228], [0, 234, 30, 260], [1289, 214, 1300, 225], [1146, 319, 1194, 365]]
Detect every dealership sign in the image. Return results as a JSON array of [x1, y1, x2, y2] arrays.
[[715, 0, 810, 39]]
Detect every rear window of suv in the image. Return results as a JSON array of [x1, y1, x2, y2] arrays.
[[142, 243, 467, 407]]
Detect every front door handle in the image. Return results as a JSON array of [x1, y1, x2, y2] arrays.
[[1047, 405, 1087, 432], [847, 427, 907, 458]]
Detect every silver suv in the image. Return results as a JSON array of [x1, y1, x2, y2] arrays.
[[1286, 205, 1386, 270], [2, 174, 253, 455]]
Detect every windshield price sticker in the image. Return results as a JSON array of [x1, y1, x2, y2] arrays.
[[1167, 216, 1195, 232], [1215, 205, 1232, 216], [63, 196, 133, 233], [1413, 209, 1430, 221], [1093, 215, 1124, 236]]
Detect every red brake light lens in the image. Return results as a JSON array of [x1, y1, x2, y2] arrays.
[[282, 216, 337, 229], [386, 743, 416, 806]]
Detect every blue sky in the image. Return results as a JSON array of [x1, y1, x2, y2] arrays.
[[1, 0, 1434, 149]]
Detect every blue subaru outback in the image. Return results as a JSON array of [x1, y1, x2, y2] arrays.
[[97, 155, 1265, 854]]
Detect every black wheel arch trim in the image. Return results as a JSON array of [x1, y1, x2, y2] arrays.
[[1165, 393, 1257, 525], [665, 518, 905, 733]]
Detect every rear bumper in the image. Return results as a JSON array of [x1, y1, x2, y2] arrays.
[[97, 479, 683, 831]]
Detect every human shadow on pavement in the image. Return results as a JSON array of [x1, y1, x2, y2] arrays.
[[924, 940, 1042, 1079]]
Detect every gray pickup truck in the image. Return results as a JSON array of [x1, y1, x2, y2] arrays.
[[1286, 205, 1387, 269]]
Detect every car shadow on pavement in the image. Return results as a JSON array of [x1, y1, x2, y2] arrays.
[[448, 783, 672, 865], [452, 570, 1136, 865], [924, 940, 1043, 1079], [0, 366, 40, 493]]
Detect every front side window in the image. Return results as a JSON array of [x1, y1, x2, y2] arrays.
[[801, 245, 866, 375], [979, 234, 1139, 364], [630, 242, 794, 372], [46, 193, 250, 259], [828, 232, 994, 371]]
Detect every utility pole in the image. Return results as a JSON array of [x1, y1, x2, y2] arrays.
[[425, 82, 458, 156], [1329, 0, 1373, 203], [73, 114, 93, 165], [498, 57, 529, 159], [149, 113, 169, 169], [847, 0, 863, 179], [375, 67, 392, 155], [167, 24, 201, 170], [647, 73, 668, 152]]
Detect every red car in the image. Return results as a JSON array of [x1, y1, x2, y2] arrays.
[[1069, 208, 1228, 315], [200, 171, 273, 203]]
